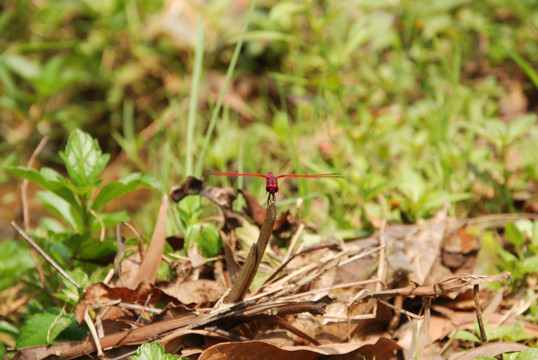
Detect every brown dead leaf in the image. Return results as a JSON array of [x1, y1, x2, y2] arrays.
[[199, 340, 319, 360], [199, 338, 401, 360], [75, 281, 178, 324], [499, 80, 528, 117], [441, 219, 480, 273], [240, 189, 267, 225], [404, 203, 449, 285], [126, 195, 168, 288], [158, 279, 226, 305]]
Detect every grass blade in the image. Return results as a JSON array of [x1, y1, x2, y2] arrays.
[[194, 0, 258, 177]]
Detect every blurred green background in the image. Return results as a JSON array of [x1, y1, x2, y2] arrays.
[[1, 0, 538, 231]]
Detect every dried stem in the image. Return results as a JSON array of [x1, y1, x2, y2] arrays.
[[84, 310, 104, 357], [22, 135, 49, 230], [20, 136, 57, 304], [11, 221, 81, 289], [224, 197, 277, 303], [474, 284, 487, 342]]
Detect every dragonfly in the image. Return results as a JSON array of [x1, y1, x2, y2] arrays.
[[207, 170, 341, 201]]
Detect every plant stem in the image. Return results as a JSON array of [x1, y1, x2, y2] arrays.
[[224, 197, 277, 303]]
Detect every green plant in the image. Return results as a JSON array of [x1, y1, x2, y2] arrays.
[[477, 220, 538, 291], [16, 306, 86, 348], [450, 317, 534, 345], [3, 129, 163, 348], [131, 342, 187, 360], [500, 220, 538, 288], [5, 129, 163, 263]]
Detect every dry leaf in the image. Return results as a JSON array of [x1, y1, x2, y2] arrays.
[[404, 203, 449, 285], [75, 282, 178, 324], [127, 195, 168, 288], [199, 338, 401, 360], [158, 279, 226, 305]]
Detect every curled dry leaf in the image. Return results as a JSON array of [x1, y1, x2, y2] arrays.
[[170, 176, 243, 230]]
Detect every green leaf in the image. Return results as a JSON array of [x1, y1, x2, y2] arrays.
[[55, 269, 88, 305], [177, 197, 203, 229], [514, 349, 538, 360], [16, 308, 76, 348], [449, 329, 480, 342], [5, 166, 80, 209], [5, 166, 62, 191], [77, 237, 117, 261], [36, 190, 81, 231], [498, 248, 518, 267], [92, 173, 163, 211], [505, 222, 525, 247], [130, 342, 183, 360], [486, 322, 531, 342], [0, 239, 35, 291], [90, 211, 131, 232], [59, 129, 110, 191], [1, 53, 41, 80], [0, 319, 19, 337], [521, 255, 538, 273], [33, 56, 85, 97], [185, 223, 222, 258], [506, 47, 538, 89], [507, 114, 537, 143]]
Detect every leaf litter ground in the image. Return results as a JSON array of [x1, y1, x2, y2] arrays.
[[13, 177, 537, 360]]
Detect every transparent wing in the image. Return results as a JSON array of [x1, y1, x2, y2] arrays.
[[277, 173, 342, 179], [207, 171, 268, 178]]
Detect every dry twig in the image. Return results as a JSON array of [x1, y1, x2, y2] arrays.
[[11, 221, 81, 289]]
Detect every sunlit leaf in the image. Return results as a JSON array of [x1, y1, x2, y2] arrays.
[[16, 308, 76, 348], [130, 342, 183, 360], [59, 129, 110, 191], [505, 222, 525, 247], [5, 166, 80, 209], [185, 223, 222, 258], [449, 329, 481, 342], [521, 255, 538, 273], [36, 190, 81, 231], [507, 114, 536, 143]]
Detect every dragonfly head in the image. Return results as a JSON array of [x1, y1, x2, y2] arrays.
[[266, 175, 279, 194]]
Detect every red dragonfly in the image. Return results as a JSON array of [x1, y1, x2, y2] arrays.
[[207, 171, 341, 200]]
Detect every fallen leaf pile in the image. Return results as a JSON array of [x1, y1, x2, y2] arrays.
[[14, 178, 536, 360]]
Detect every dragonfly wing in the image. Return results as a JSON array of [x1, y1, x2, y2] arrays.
[[207, 171, 267, 178], [277, 173, 342, 179]]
